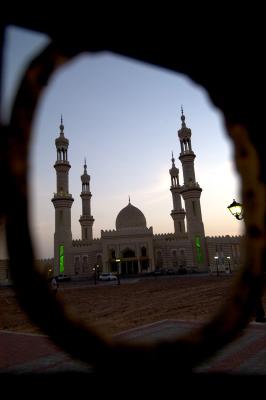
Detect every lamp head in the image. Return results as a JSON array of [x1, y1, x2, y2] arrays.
[[227, 199, 244, 220]]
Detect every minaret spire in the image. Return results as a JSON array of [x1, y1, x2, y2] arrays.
[[60, 115, 64, 136], [79, 159, 94, 241], [177, 110, 206, 270], [169, 152, 186, 237], [52, 119, 74, 276]]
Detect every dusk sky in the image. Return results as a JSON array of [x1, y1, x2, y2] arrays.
[[1, 26, 244, 259]]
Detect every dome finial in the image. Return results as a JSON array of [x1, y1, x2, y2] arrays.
[[84, 157, 87, 172], [128, 195, 131, 204], [180, 105, 186, 126], [60, 114, 64, 135], [181, 105, 186, 122], [171, 151, 175, 165]]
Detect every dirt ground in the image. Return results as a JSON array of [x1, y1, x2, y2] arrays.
[[0, 274, 265, 336]]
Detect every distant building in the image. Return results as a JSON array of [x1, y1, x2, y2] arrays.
[[51, 111, 242, 279]]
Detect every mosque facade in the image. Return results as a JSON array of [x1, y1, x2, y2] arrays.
[[51, 111, 242, 279]]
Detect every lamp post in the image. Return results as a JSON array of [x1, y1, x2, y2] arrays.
[[227, 199, 244, 220], [115, 258, 121, 285], [226, 256, 231, 274], [214, 256, 219, 277], [92, 267, 97, 285], [227, 199, 266, 322], [227, 199, 244, 273], [48, 267, 52, 279]]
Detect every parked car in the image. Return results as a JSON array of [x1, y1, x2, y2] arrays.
[[56, 274, 71, 282], [152, 268, 167, 276], [99, 272, 117, 281], [177, 267, 187, 275]]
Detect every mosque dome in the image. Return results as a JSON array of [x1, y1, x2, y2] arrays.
[[116, 201, 147, 230]]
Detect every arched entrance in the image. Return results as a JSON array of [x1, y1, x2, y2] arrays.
[[121, 249, 138, 275]]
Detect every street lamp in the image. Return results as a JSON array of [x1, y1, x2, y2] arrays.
[[96, 264, 100, 280], [227, 199, 244, 220], [92, 267, 97, 285], [214, 256, 219, 277], [115, 258, 121, 285], [227, 200, 266, 321], [226, 256, 232, 274]]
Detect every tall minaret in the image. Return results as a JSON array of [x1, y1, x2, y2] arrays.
[[169, 152, 186, 237], [178, 108, 207, 269], [51, 117, 74, 276], [79, 159, 94, 241]]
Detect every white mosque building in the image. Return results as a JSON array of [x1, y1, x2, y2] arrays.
[[0, 111, 243, 285], [50, 110, 242, 279]]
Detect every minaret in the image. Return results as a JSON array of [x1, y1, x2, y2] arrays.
[[178, 108, 207, 270], [169, 152, 186, 237], [79, 159, 94, 241], [51, 117, 74, 276]]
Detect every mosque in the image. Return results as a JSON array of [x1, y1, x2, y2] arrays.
[[51, 110, 242, 279]]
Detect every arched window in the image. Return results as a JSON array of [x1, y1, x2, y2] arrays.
[[141, 247, 147, 257], [122, 248, 135, 258], [172, 250, 178, 268], [156, 251, 163, 268], [109, 249, 116, 259], [82, 256, 88, 272], [179, 249, 186, 267], [96, 254, 102, 266], [74, 257, 80, 274]]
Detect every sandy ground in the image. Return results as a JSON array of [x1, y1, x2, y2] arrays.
[[1, 274, 265, 336]]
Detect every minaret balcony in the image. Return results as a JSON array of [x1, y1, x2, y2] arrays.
[[54, 160, 70, 167], [171, 209, 186, 218], [180, 185, 202, 199], [181, 181, 201, 189], [53, 191, 73, 198], [179, 152, 195, 162], [55, 137, 69, 146], [80, 192, 92, 198], [51, 195, 74, 208], [52, 193, 74, 207], [170, 185, 181, 192], [79, 215, 94, 223], [171, 208, 186, 214], [181, 149, 194, 154]]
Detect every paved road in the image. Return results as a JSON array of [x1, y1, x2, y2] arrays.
[[0, 320, 265, 374]]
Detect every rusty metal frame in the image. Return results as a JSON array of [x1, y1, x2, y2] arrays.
[[1, 27, 265, 376]]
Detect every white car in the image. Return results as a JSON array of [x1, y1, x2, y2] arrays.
[[99, 272, 117, 281]]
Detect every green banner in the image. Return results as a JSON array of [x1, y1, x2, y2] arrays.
[[59, 244, 64, 273], [195, 236, 204, 264]]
